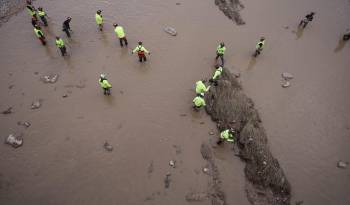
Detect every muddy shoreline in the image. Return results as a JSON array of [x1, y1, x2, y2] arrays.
[[205, 69, 291, 205]]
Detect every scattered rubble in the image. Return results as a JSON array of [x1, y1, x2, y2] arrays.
[[103, 142, 113, 152], [185, 192, 209, 202], [41, 74, 59, 84], [164, 26, 177, 36], [5, 133, 23, 148], [2, 107, 12, 114]]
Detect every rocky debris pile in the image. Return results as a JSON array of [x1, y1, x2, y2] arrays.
[[5, 133, 23, 148], [205, 68, 291, 205], [214, 0, 245, 25]]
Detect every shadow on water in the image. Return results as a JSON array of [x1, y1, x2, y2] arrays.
[[104, 94, 115, 106], [247, 57, 257, 70], [295, 26, 304, 40], [334, 38, 347, 53], [100, 31, 109, 46], [44, 44, 56, 59]]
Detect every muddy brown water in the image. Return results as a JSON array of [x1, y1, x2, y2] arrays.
[[0, 0, 349, 205]]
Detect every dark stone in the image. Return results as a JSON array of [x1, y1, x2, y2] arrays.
[[103, 142, 113, 152], [2, 107, 12, 114]]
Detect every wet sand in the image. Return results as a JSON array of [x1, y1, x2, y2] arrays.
[[0, 0, 350, 205]]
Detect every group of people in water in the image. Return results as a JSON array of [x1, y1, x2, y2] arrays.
[[24, 1, 350, 146]]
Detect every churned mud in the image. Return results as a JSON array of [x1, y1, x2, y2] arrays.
[[0, 0, 26, 26], [205, 69, 291, 205], [214, 0, 245, 25]]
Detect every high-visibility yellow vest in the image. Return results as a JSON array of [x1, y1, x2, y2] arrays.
[[114, 26, 125, 38], [95, 14, 103, 25], [55, 39, 65, 48]]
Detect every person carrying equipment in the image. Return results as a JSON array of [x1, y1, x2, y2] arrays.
[[132, 42, 150, 62], [113, 23, 128, 47], [55, 36, 67, 56], [193, 93, 206, 110], [299, 12, 315, 28], [195, 80, 210, 94], [99, 74, 112, 95], [217, 128, 235, 145], [26, 0, 37, 20], [34, 25, 46, 45], [37, 7, 48, 26], [62, 17, 72, 38], [215, 42, 226, 66], [253, 37, 265, 57], [95, 10, 103, 31]]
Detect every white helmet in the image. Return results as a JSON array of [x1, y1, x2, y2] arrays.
[[100, 74, 106, 78]]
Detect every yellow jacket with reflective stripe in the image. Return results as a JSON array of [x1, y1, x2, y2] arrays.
[[114, 26, 125, 38], [256, 40, 265, 49], [38, 11, 46, 17], [55, 39, 65, 48], [195, 81, 210, 94], [133, 45, 149, 54], [34, 28, 44, 38], [216, 45, 226, 55], [220, 129, 234, 142], [193, 96, 206, 107], [99, 79, 112, 89], [95, 14, 103, 25], [212, 67, 223, 80]]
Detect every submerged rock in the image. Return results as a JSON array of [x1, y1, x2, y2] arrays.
[[282, 81, 291, 88], [17, 121, 31, 128], [41, 74, 59, 83], [103, 142, 113, 152], [2, 107, 12, 114], [5, 134, 23, 148], [164, 26, 177, 36], [337, 160, 348, 169], [31, 100, 42, 109], [282, 72, 294, 80]]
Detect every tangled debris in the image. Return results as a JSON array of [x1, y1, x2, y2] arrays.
[[205, 68, 291, 205]]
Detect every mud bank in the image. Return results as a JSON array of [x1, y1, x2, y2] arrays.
[[0, 0, 26, 26], [205, 69, 291, 205], [214, 0, 245, 25]]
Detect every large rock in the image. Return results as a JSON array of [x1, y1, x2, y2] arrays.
[[164, 26, 177, 36], [5, 133, 23, 148]]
